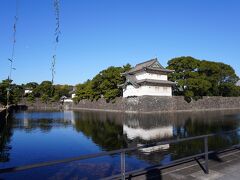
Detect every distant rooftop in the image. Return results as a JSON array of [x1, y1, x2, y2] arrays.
[[122, 58, 174, 75]]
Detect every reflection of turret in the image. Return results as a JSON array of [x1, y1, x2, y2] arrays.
[[123, 125, 173, 141], [23, 111, 29, 127], [123, 113, 175, 162], [137, 144, 170, 154], [124, 124, 173, 153], [63, 111, 75, 125]]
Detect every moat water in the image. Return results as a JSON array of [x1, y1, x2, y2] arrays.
[[1, 109, 240, 179]]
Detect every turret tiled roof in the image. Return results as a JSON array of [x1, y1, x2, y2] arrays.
[[122, 58, 174, 75]]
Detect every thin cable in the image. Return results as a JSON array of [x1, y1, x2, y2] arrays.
[[6, 0, 19, 117], [51, 0, 60, 85], [8, 0, 18, 81]]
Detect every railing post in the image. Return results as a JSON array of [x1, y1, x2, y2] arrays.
[[121, 150, 125, 180], [204, 136, 209, 174]]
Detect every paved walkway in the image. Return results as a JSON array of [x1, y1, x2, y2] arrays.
[[130, 148, 240, 180]]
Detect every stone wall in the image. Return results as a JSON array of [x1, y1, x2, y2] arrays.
[[20, 99, 63, 111], [20, 96, 240, 113], [68, 96, 240, 113]]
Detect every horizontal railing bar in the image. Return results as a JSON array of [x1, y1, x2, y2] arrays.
[[0, 151, 121, 174], [104, 143, 240, 180], [0, 129, 239, 174], [103, 151, 214, 180]]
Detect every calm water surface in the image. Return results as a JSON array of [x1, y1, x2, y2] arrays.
[[1, 109, 240, 179]]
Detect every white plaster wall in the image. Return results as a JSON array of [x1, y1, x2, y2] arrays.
[[24, 90, 33, 94], [123, 85, 172, 97], [123, 125, 173, 140], [135, 72, 167, 81], [71, 93, 76, 99]]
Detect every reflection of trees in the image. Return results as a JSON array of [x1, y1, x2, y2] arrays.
[[26, 119, 56, 132], [14, 112, 72, 132], [73, 111, 127, 151], [2, 109, 240, 166], [0, 117, 13, 162], [170, 114, 240, 160], [123, 110, 240, 164], [170, 134, 240, 160]]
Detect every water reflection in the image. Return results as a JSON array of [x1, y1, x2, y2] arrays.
[[73, 111, 127, 151], [1, 110, 240, 178], [123, 111, 240, 162], [14, 111, 73, 132], [0, 117, 13, 162]]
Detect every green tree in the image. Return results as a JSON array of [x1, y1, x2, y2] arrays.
[[11, 85, 24, 105], [75, 64, 131, 102], [0, 79, 12, 105], [33, 81, 53, 103], [52, 84, 71, 101], [167, 56, 239, 102], [27, 93, 35, 104], [0, 79, 24, 105], [75, 80, 94, 101], [24, 82, 39, 90], [41, 94, 49, 104], [219, 83, 240, 97], [198, 61, 238, 96]]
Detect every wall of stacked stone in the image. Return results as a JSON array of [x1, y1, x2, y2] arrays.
[[70, 96, 240, 113], [19, 96, 240, 113], [20, 99, 62, 111]]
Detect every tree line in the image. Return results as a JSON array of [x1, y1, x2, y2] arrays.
[[0, 56, 239, 106], [167, 56, 240, 102], [0, 80, 72, 106]]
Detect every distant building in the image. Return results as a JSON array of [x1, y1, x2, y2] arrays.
[[24, 89, 33, 95], [236, 80, 240, 86], [69, 87, 76, 99], [71, 93, 76, 99], [60, 96, 73, 103], [119, 58, 175, 97]]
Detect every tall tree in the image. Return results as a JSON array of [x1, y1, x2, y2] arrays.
[[0, 79, 24, 105], [75, 64, 131, 102], [167, 56, 239, 102]]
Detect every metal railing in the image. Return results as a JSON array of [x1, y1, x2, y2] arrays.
[[1, 129, 240, 179]]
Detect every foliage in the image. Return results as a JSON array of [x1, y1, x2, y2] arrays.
[[33, 81, 72, 103], [1, 56, 239, 105], [24, 82, 38, 89], [0, 79, 23, 105], [0, 79, 73, 105], [52, 84, 71, 101], [41, 94, 49, 104], [27, 93, 35, 104], [0, 79, 11, 105], [75, 64, 131, 102], [167, 56, 239, 102], [219, 83, 240, 97], [33, 81, 53, 98], [75, 80, 94, 101], [74, 112, 127, 150], [11, 85, 24, 104]]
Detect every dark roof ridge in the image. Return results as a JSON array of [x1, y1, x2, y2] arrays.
[[135, 58, 158, 67]]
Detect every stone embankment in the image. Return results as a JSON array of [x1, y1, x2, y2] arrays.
[[20, 96, 240, 113], [69, 96, 240, 113]]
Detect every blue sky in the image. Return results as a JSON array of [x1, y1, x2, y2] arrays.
[[1, 0, 240, 85]]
